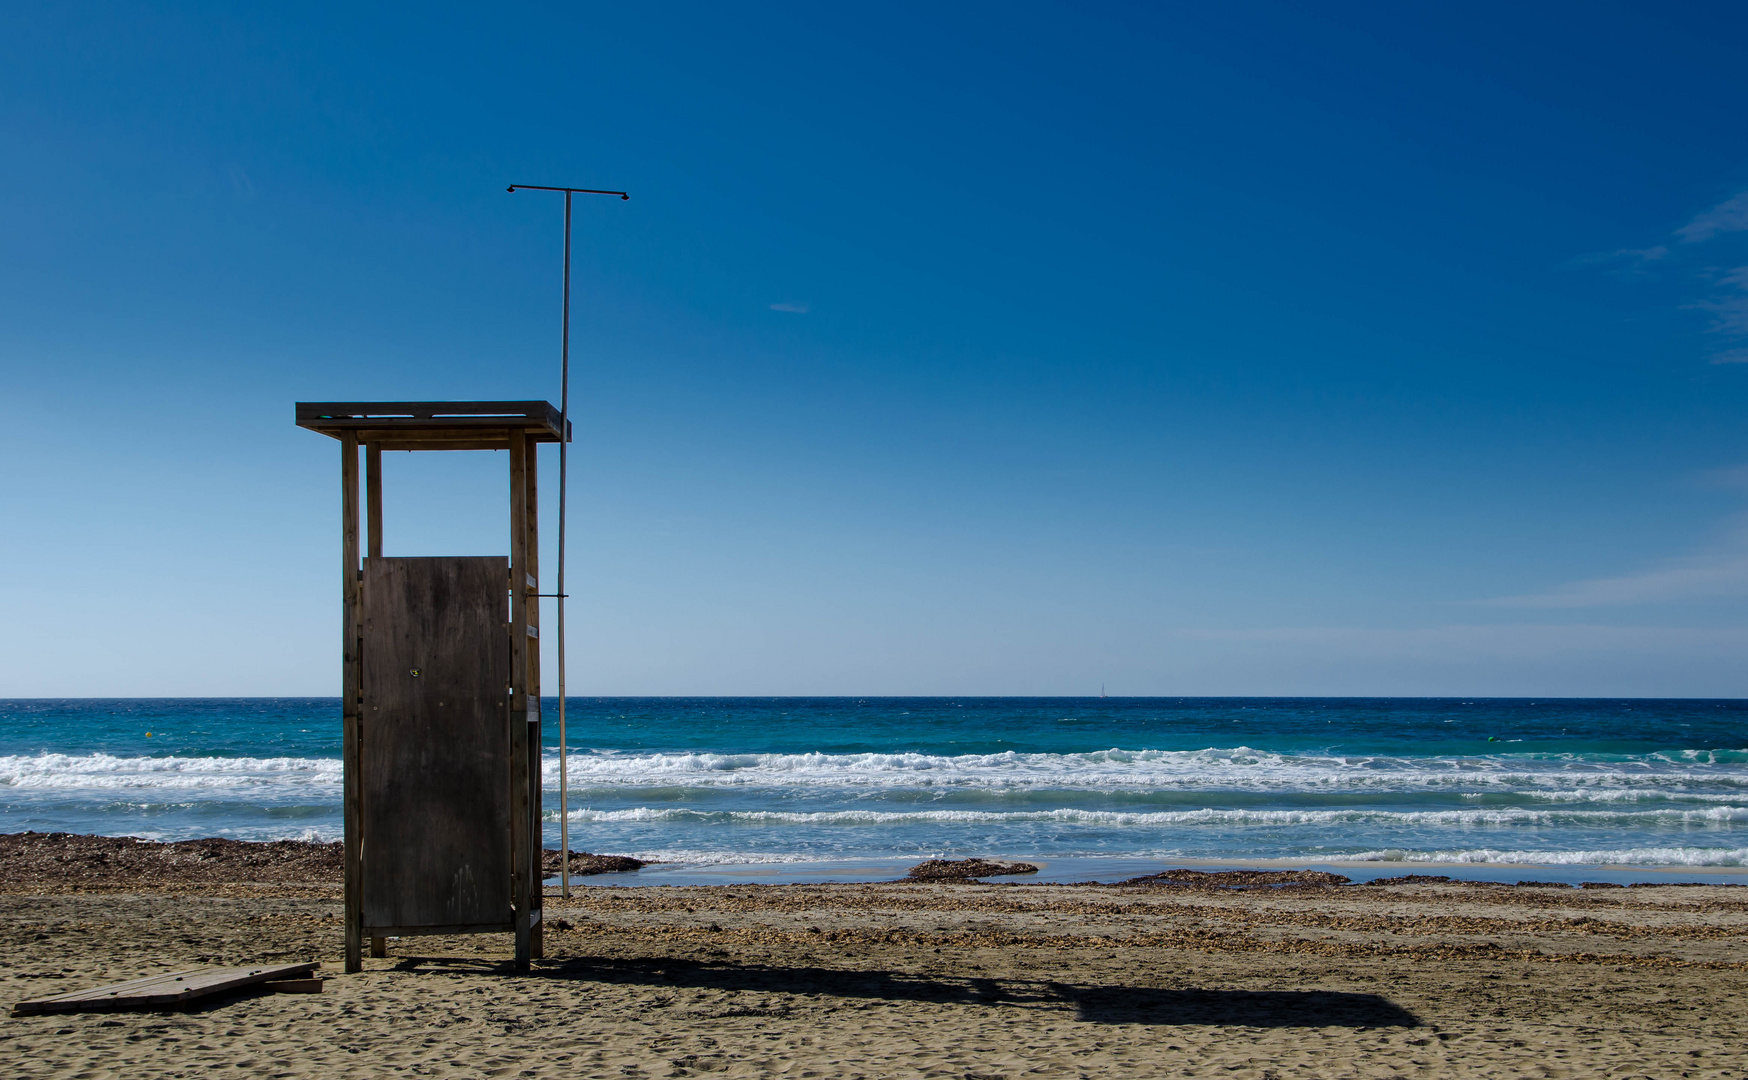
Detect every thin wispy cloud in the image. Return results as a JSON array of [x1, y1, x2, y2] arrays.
[[1569, 245, 1668, 270], [1697, 463, 1748, 489], [1485, 553, 1748, 608], [1676, 190, 1748, 243], [1585, 189, 1748, 363], [1693, 265, 1748, 338], [1482, 513, 1748, 608], [768, 301, 809, 314], [226, 163, 255, 201]]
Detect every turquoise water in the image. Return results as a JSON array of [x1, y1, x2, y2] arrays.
[[2, 697, 1745, 870]]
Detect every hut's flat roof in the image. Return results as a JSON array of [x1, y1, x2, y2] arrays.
[[295, 401, 567, 451]]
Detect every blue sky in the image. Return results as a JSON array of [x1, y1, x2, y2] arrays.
[[4, 2, 1748, 696]]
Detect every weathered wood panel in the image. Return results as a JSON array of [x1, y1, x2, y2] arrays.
[[13, 963, 318, 1015], [341, 432, 363, 973], [295, 401, 565, 443], [366, 442, 383, 559], [361, 556, 511, 931], [522, 434, 543, 960], [508, 438, 532, 968]]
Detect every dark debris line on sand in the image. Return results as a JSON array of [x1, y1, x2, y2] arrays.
[[1363, 874, 1727, 890], [1118, 869, 1352, 890], [0, 832, 643, 889], [0, 833, 344, 888]]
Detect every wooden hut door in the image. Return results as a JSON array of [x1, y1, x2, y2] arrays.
[[359, 556, 512, 931]]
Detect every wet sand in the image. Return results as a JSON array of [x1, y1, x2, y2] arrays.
[[2, 837, 1745, 1078]]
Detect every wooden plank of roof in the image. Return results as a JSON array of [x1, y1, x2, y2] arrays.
[[309, 416, 556, 431], [372, 440, 517, 452], [297, 401, 560, 426], [298, 400, 554, 417], [296, 404, 565, 446], [13, 962, 319, 1015], [369, 434, 519, 451]]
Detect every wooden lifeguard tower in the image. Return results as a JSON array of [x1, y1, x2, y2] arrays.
[[297, 401, 566, 973]]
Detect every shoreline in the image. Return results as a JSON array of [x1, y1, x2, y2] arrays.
[[574, 853, 1748, 888], [5, 832, 1745, 893]]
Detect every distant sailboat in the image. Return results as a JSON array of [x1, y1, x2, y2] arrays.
[[1100, 683, 1107, 699]]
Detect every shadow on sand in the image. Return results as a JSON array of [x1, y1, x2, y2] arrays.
[[388, 954, 1420, 1029]]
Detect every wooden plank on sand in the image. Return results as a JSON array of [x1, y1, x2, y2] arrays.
[[13, 962, 319, 1015]]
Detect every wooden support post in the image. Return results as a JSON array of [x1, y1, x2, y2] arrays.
[[341, 431, 363, 975], [524, 434, 543, 960], [508, 433, 532, 971], [365, 441, 384, 961], [366, 442, 383, 560]]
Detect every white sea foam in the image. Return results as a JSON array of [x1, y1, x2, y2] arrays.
[[617, 847, 1748, 869], [599, 842, 1748, 870], [113, 824, 343, 844], [550, 804, 1748, 827], [541, 746, 1748, 795], [1471, 788, 1748, 804], [1349, 846, 1748, 867], [0, 753, 341, 792], [595, 849, 836, 867], [6, 749, 1744, 799]]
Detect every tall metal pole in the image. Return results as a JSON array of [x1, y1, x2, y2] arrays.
[[558, 189, 572, 899], [507, 183, 627, 900]]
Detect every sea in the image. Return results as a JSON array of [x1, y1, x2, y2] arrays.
[[3, 697, 1746, 884]]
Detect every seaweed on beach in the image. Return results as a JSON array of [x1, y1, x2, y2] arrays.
[[542, 850, 648, 875], [0, 831, 344, 889], [1626, 881, 1736, 888], [904, 858, 1040, 882], [1120, 869, 1351, 890], [0, 832, 647, 890]]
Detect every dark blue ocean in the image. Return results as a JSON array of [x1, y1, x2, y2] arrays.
[[3, 698, 1746, 871]]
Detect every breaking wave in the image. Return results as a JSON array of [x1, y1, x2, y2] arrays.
[[543, 746, 1748, 797], [1349, 846, 1748, 867], [549, 804, 1748, 827], [0, 753, 341, 793]]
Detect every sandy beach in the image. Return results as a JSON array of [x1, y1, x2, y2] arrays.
[[1, 835, 1744, 1078]]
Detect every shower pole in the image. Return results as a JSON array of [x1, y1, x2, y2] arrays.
[[507, 183, 628, 898]]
